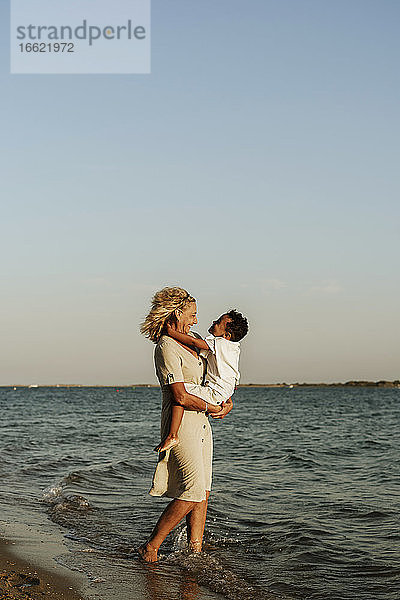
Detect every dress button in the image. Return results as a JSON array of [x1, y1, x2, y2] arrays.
[[203, 424, 206, 429], [201, 439, 204, 442]]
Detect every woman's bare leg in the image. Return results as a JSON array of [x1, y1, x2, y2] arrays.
[[139, 498, 195, 562], [186, 491, 210, 552]]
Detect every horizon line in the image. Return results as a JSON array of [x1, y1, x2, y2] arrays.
[[1, 380, 399, 389]]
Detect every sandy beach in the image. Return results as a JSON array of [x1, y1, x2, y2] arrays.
[[0, 537, 84, 600], [0, 515, 224, 600], [0, 515, 90, 600]]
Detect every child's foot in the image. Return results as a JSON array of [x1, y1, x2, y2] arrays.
[[153, 435, 179, 452], [137, 543, 158, 562]]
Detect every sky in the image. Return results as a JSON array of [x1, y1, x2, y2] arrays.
[[1, 0, 399, 385]]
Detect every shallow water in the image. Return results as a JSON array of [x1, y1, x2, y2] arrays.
[[1, 386, 399, 600]]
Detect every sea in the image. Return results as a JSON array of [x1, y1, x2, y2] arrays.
[[0, 386, 399, 600]]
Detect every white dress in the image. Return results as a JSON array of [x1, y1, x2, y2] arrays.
[[149, 335, 213, 503]]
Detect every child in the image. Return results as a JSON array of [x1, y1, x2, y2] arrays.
[[154, 309, 249, 452]]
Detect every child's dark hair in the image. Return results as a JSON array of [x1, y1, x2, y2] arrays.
[[225, 310, 249, 342]]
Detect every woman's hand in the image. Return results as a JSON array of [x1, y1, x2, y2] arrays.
[[210, 398, 233, 419], [205, 402, 222, 415]]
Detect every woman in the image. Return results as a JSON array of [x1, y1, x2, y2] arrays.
[[138, 287, 232, 562]]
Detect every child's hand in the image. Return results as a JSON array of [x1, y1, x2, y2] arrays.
[[161, 323, 172, 337]]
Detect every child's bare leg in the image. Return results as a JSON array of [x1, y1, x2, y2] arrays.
[[153, 404, 184, 452]]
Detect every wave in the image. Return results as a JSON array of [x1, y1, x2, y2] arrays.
[[42, 475, 93, 513]]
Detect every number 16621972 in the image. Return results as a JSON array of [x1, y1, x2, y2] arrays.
[[19, 42, 74, 52]]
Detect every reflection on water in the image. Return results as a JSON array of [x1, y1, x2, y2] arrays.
[[142, 565, 201, 600]]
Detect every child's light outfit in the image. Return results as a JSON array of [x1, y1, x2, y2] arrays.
[[184, 335, 240, 406]]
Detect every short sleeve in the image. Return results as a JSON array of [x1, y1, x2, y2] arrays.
[[155, 339, 184, 386]]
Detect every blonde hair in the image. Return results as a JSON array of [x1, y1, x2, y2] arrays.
[[140, 286, 196, 344]]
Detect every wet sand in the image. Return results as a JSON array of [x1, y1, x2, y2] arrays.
[[0, 519, 225, 600], [0, 537, 84, 600], [0, 516, 93, 600]]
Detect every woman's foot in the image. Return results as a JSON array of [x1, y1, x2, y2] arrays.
[[153, 435, 179, 453], [137, 543, 158, 562], [189, 539, 202, 553]]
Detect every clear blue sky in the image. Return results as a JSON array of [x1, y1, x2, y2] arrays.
[[1, 0, 399, 384]]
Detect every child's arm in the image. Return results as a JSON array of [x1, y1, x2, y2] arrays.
[[165, 324, 210, 351]]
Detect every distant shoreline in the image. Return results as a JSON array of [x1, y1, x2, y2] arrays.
[[2, 380, 400, 389]]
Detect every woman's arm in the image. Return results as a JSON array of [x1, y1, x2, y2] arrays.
[[165, 325, 210, 351], [169, 382, 221, 414]]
